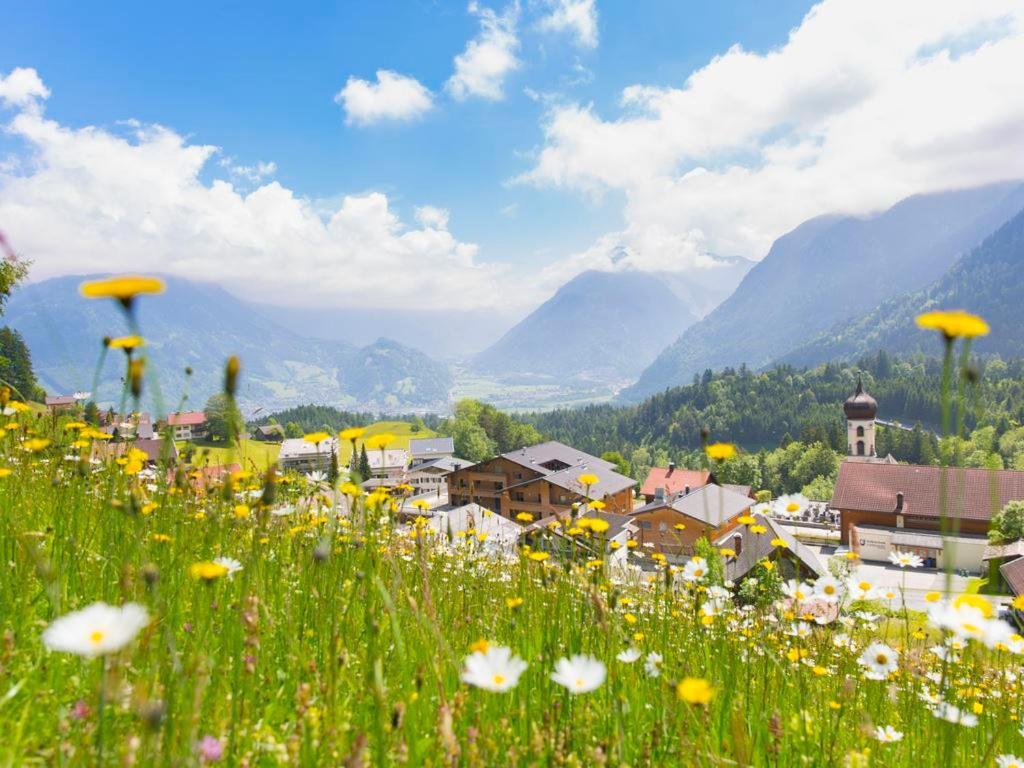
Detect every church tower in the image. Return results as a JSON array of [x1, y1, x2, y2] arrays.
[[844, 379, 877, 457]]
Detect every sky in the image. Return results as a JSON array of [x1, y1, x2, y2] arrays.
[[1, 0, 1023, 311]]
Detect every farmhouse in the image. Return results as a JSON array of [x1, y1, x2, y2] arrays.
[[44, 395, 77, 412], [254, 424, 284, 442], [629, 483, 752, 557], [447, 440, 636, 520], [166, 411, 208, 441]]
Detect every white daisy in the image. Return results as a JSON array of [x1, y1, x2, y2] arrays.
[[813, 576, 842, 603], [857, 642, 898, 680], [930, 701, 978, 727], [873, 725, 904, 743], [213, 557, 243, 577], [782, 579, 811, 603], [460, 645, 528, 693], [888, 550, 923, 568], [643, 652, 663, 678], [616, 647, 641, 663], [997, 756, 1024, 768], [551, 654, 606, 694], [42, 602, 149, 658], [681, 557, 708, 583]]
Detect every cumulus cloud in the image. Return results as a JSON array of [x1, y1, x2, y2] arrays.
[[521, 0, 1024, 268], [335, 70, 434, 126], [446, 2, 521, 101], [0, 67, 50, 107], [0, 69, 505, 310], [536, 0, 598, 49]]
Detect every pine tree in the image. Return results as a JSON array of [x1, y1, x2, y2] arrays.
[[358, 444, 372, 481]]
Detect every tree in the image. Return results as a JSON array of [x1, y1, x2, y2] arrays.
[[990, 500, 1024, 544], [0, 327, 42, 401], [284, 421, 303, 439], [600, 451, 630, 477], [83, 400, 99, 425], [801, 474, 835, 501], [358, 444, 372, 480], [204, 393, 243, 443]]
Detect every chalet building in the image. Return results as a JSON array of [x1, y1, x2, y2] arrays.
[[629, 484, 752, 557], [44, 395, 77, 412], [254, 424, 284, 442], [166, 411, 208, 441], [409, 437, 455, 466], [640, 464, 711, 503], [279, 437, 338, 475], [407, 456, 470, 495], [447, 441, 636, 520], [524, 510, 638, 567], [367, 449, 411, 481], [715, 513, 826, 582]]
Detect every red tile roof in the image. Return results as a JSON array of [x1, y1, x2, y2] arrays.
[[832, 460, 1024, 522], [640, 467, 710, 498], [167, 411, 207, 426], [1000, 556, 1024, 597]]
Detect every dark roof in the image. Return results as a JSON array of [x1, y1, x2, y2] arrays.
[[631, 484, 752, 527], [408, 456, 471, 473], [832, 460, 1024, 522], [256, 424, 284, 435], [509, 461, 636, 498], [1001, 556, 1024, 597], [409, 437, 455, 456], [499, 441, 617, 475], [640, 467, 710, 498], [715, 513, 826, 581], [45, 395, 76, 406], [844, 379, 877, 420]]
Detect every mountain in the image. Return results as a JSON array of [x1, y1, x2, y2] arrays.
[[655, 254, 755, 318], [623, 181, 1024, 400], [5, 275, 451, 413], [471, 270, 698, 382], [782, 207, 1024, 365]]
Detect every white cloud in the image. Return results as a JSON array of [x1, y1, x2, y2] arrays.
[[219, 157, 277, 185], [0, 67, 49, 107], [521, 0, 1024, 268], [536, 0, 598, 49], [446, 2, 521, 101], [335, 70, 434, 126], [0, 69, 505, 310]]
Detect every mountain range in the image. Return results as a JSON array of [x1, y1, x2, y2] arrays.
[[5, 275, 452, 413], [471, 270, 699, 382], [623, 180, 1024, 400]]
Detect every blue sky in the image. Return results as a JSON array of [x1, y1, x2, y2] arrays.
[[1, 1, 1022, 310]]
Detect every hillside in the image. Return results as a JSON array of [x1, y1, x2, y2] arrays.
[[623, 181, 1024, 400], [6, 275, 451, 413], [782, 208, 1024, 365], [472, 270, 698, 381]]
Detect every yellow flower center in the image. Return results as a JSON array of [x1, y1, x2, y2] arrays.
[[492, 674, 505, 686], [875, 653, 888, 665], [90, 630, 105, 645]]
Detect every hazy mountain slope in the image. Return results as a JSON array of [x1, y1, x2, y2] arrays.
[[623, 181, 1024, 400], [782, 207, 1024, 365], [472, 270, 698, 381], [6, 275, 450, 412], [655, 254, 755, 318]]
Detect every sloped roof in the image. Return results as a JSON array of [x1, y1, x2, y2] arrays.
[[1000, 556, 1024, 597], [500, 441, 616, 475], [528, 510, 637, 548], [832, 460, 1024, 521], [984, 540, 1024, 562], [716, 513, 826, 582], [408, 456, 471, 474], [409, 437, 455, 456], [45, 395, 76, 406], [631, 484, 752, 528], [640, 467, 710, 498], [167, 411, 207, 426], [279, 437, 338, 458]]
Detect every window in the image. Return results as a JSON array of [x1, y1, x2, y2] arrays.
[[658, 522, 668, 533], [856, 425, 864, 437], [639, 520, 652, 529], [856, 440, 865, 456]]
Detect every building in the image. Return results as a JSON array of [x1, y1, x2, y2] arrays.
[[640, 464, 711, 503], [278, 437, 338, 475], [166, 411, 208, 441], [367, 449, 410, 481], [424, 503, 523, 556], [254, 424, 284, 442], [525, 510, 638, 567], [716, 513, 826, 582], [447, 440, 636, 520], [844, 379, 877, 458], [406, 456, 471, 495], [832, 461, 1024, 571], [44, 395, 77, 412], [629, 483, 752, 556], [93, 437, 179, 465], [409, 437, 455, 466]]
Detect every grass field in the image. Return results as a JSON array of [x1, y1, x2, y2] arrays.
[[336, 420, 438, 463]]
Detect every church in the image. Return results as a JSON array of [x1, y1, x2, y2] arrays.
[[830, 381, 1024, 573]]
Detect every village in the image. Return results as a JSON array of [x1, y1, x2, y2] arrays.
[[47, 379, 1024, 617]]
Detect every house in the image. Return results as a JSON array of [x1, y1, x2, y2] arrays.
[[629, 483, 752, 557], [831, 460, 1024, 572], [640, 464, 711, 503], [422, 503, 523, 556], [100, 412, 154, 440], [166, 411, 208, 441], [525, 510, 638, 567], [406, 456, 471, 495], [715, 513, 826, 582], [254, 424, 284, 442], [409, 437, 455, 466], [44, 395, 77, 412], [999, 556, 1024, 605], [367, 449, 410, 481], [93, 437, 178, 465], [278, 437, 338, 475], [447, 441, 636, 520]]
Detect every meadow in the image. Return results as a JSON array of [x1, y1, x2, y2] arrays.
[[0, 280, 1021, 766]]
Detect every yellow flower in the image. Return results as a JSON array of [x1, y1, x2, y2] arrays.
[[506, 597, 524, 609], [915, 309, 989, 339], [926, 590, 943, 604], [673, 523, 687, 531], [233, 504, 251, 520], [340, 482, 361, 497], [1012, 594, 1024, 611], [151, 533, 172, 543], [589, 499, 606, 510], [515, 512, 534, 522], [107, 335, 145, 351], [339, 427, 366, 441], [528, 551, 550, 562], [0, 468, 12, 478], [412, 499, 431, 511], [719, 547, 736, 558], [577, 473, 599, 487], [737, 515, 755, 525], [80, 275, 165, 305], [303, 431, 331, 444], [23, 438, 51, 452], [469, 638, 489, 654], [749, 524, 767, 535], [760, 559, 775, 571], [623, 613, 637, 625], [676, 677, 714, 705], [844, 552, 860, 561], [705, 442, 736, 461], [6, 401, 30, 413], [141, 502, 158, 515], [953, 593, 993, 619], [64, 421, 87, 431], [770, 537, 789, 549], [365, 433, 395, 451], [577, 517, 610, 533], [189, 561, 229, 581]]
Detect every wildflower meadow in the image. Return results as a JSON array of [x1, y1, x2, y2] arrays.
[[1, 278, 1023, 766]]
